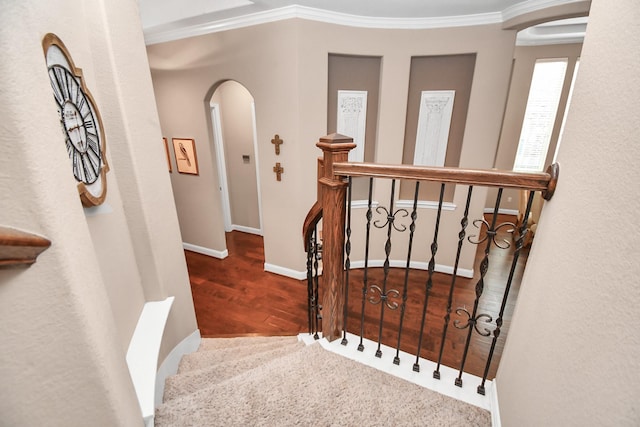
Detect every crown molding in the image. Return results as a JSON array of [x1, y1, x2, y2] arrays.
[[143, 5, 502, 45], [502, 0, 587, 21], [144, 1, 587, 46], [516, 31, 585, 46]]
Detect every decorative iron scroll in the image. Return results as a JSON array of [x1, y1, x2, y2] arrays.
[[454, 307, 493, 337], [467, 219, 516, 249], [368, 285, 400, 309]]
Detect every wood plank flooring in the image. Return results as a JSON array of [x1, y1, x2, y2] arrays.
[[186, 232, 308, 338], [185, 215, 528, 381]]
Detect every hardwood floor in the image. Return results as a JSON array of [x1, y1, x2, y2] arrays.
[[185, 215, 528, 381], [186, 232, 308, 337]]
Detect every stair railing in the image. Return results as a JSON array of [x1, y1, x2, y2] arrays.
[[302, 133, 558, 394]]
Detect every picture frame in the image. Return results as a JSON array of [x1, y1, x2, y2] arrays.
[[172, 138, 199, 175], [163, 137, 172, 172], [337, 90, 367, 163], [413, 90, 455, 167]]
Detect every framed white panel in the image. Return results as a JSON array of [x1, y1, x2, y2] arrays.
[[337, 90, 367, 162], [413, 90, 455, 167]]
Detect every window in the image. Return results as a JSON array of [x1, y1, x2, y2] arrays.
[[554, 59, 580, 162], [513, 58, 568, 172]]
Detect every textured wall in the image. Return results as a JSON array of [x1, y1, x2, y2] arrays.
[[0, 0, 196, 423], [497, 1, 640, 425]]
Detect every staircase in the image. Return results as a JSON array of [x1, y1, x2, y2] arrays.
[[155, 335, 491, 426]]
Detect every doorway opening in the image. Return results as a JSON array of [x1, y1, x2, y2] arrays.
[[209, 80, 263, 242]]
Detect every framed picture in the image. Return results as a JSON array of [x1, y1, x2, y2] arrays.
[[163, 137, 172, 172], [172, 138, 199, 175], [337, 90, 368, 162], [413, 90, 455, 167]]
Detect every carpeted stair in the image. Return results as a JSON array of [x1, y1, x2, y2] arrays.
[[155, 336, 491, 426]]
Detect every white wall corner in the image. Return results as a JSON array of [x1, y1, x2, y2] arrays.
[[183, 242, 228, 259]]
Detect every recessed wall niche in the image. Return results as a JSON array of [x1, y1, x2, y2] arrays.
[[327, 54, 381, 200], [400, 54, 476, 203]]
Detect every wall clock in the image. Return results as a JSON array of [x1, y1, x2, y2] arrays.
[[42, 33, 109, 207]]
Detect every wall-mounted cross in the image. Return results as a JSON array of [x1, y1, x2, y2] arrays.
[[273, 162, 284, 181], [271, 134, 283, 155]]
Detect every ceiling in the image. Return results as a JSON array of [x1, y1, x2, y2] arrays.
[[137, 0, 588, 45]]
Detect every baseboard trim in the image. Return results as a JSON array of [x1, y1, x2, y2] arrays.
[[264, 263, 307, 280], [484, 208, 519, 216], [232, 225, 262, 235], [183, 242, 228, 259], [310, 332, 492, 411], [350, 259, 474, 279], [490, 378, 502, 426], [155, 329, 201, 408]]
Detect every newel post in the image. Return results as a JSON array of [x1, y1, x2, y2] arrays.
[[316, 133, 355, 342]]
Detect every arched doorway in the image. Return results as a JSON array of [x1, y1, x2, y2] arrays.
[[209, 80, 263, 239]]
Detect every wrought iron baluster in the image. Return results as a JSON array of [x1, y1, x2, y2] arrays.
[[394, 181, 420, 365], [454, 188, 504, 387], [312, 227, 321, 340], [306, 232, 314, 336], [358, 178, 374, 352], [412, 183, 445, 372], [372, 179, 405, 358], [342, 177, 353, 346], [476, 190, 535, 395], [433, 186, 473, 378]]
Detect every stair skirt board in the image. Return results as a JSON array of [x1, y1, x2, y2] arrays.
[[126, 297, 175, 427], [301, 332, 493, 412], [155, 329, 201, 407], [156, 334, 491, 426]]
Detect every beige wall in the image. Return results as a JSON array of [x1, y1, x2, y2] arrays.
[[400, 54, 476, 203], [496, 1, 640, 425], [488, 43, 582, 212], [212, 81, 261, 231], [149, 20, 517, 274], [327, 54, 381, 200], [0, 0, 196, 423], [150, 20, 300, 265]]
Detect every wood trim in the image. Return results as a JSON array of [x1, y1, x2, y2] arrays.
[[333, 161, 558, 194], [0, 226, 51, 268], [302, 201, 322, 250]]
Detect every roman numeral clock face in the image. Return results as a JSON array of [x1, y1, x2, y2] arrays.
[[43, 34, 109, 207]]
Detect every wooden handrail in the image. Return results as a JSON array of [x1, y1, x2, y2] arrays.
[[302, 201, 322, 250], [0, 226, 51, 268], [332, 162, 559, 200]]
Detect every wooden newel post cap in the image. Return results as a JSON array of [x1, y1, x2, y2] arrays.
[[316, 133, 357, 150], [316, 133, 356, 180]]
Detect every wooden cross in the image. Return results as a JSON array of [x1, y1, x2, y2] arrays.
[[271, 134, 283, 155], [273, 162, 284, 181]]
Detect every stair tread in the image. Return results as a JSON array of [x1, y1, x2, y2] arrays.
[[178, 337, 300, 374], [163, 340, 305, 402], [198, 335, 297, 351], [155, 342, 490, 427]]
